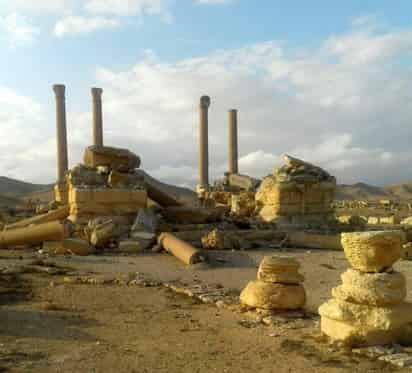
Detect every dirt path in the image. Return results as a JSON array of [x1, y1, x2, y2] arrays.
[[0, 272, 398, 373]]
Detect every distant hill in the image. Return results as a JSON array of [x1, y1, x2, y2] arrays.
[[0, 173, 198, 207], [1, 173, 412, 206], [0, 176, 52, 198], [335, 182, 391, 201], [336, 181, 412, 201]]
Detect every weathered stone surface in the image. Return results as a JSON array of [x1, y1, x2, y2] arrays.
[[108, 170, 144, 188], [201, 229, 238, 250], [67, 164, 106, 186], [341, 231, 404, 272], [68, 187, 147, 218], [320, 316, 407, 347], [318, 298, 412, 330], [332, 269, 406, 306], [84, 145, 141, 172], [257, 255, 301, 282], [88, 220, 116, 247], [240, 280, 305, 310], [231, 192, 256, 216], [43, 239, 92, 256], [257, 271, 304, 285], [118, 240, 145, 253]]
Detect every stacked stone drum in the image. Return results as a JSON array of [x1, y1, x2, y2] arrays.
[[240, 255, 306, 310], [319, 230, 412, 346]]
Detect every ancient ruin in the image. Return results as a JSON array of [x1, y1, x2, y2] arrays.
[[319, 230, 412, 346], [240, 255, 306, 310], [256, 154, 336, 226]]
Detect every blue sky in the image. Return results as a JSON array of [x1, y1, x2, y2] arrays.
[[1, 0, 412, 186]]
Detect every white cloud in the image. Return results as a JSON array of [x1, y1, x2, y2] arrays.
[[0, 0, 174, 40], [2, 19, 412, 187], [54, 15, 120, 37], [84, 0, 172, 18], [0, 12, 39, 47], [0, 0, 74, 15]]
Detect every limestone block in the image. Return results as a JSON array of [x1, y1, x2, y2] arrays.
[[118, 240, 146, 253], [89, 220, 116, 247], [380, 216, 399, 225], [258, 255, 300, 275], [258, 205, 280, 222], [255, 176, 279, 205], [83, 145, 141, 172], [108, 170, 144, 188], [240, 280, 305, 310], [67, 164, 106, 186], [43, 238, 92, 256], [257, 271, 304, 285], [69, 188, 147, 216], [320, 316, 407, 347], [318, 299, 412, 330], [341, 231, 404, 272], [201, 229, 238, 250], [401, 216, 412, 226], [367, 217, 379, 225], [332, 269, 406, 306], [230, 192, 255, 216]]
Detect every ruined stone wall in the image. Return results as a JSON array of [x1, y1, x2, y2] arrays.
[[256, 155, 336, 224], [256, 178, 335, 223]]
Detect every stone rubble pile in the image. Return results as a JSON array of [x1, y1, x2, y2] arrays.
[[240, 255, 306, 310], [255, 154, 336, 225], [319, 230, 412, 346]]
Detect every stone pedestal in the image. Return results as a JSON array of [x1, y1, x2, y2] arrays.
[[240, 255, 306, 310], [319, 231, 412, 347]]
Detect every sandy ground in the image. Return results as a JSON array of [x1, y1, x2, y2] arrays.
[[0, 247, 411, 372]]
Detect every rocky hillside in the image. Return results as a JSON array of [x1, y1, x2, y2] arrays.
[[0, 176, 52, 198], [336, 181, 412, 201]]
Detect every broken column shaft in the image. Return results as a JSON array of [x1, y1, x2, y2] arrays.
[[91, 87, 104, 147], [228, 109, 238, 174], [158, 233, 203, 265], [0, 220, 67, 248], [53, 84, 69, 184], [198, 96, 211, 189]]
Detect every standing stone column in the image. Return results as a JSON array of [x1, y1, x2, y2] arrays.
[[198, 96, 211, 190], [91, 87, 104, 147], [228, 109, 238, 174], [53, 84, 69, 184]]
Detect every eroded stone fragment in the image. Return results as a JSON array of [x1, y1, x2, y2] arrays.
[[84, 146, 141, 172], [318, 298, 412, 330], [332, 269, 406, 306], [240, 280, 305, 310], [320, 316, 407, 347], [43, 238, 93, 256], [341, 231, 404, 272]]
